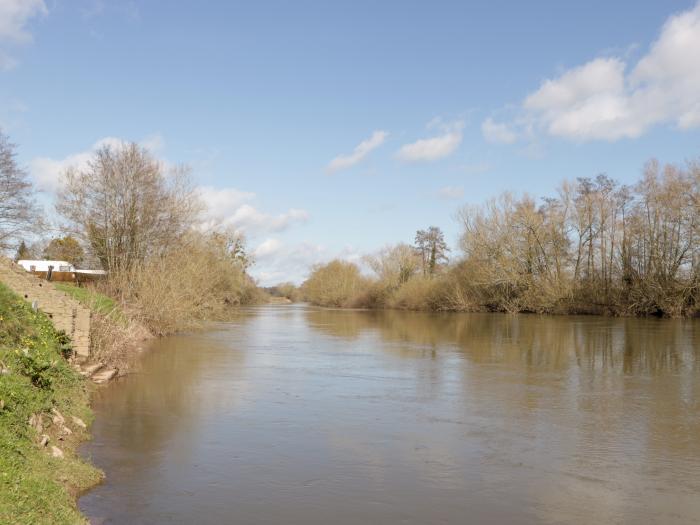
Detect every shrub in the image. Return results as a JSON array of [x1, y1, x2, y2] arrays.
[[302, 260, 369, 307], [389, 276, 443, 310], [105, 231, 260, 335]]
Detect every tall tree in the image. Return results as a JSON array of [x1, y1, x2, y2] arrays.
[[415, 226, 449, 276], [0, 131, 38, 250], [365, 243, 421, 287], [56, 143, 201, 272], [15, 240, 31, 261]]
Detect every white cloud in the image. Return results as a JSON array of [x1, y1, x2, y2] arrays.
[[248, 240, 363, 286], [484, 2, 700, 142], [326, 130, 388, 174], [0, 0, 47, 70], [198, 187, 309, 238], [29, 135, 163, 192], [197, 186, 255, 217], [0, 0, 46, 42], [397, 120, 464, 162], [204, 203, 309, 235], [249, 241, 326, 285], [481, 117, 518, 144], [523, 57, 642, 140], [436, 186, 464, 200], [253, 238, 282, 259]]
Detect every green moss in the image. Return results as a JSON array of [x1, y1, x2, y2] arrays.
[[0, 282, 102, 524]]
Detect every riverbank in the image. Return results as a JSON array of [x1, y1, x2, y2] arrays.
[[54, 282, 152, 377], [0, 283, 102, 524]]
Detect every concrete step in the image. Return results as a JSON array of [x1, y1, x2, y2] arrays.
[[1, 256, 93, 360]]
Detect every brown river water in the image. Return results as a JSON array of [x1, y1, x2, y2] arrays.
[[79, 305, 700, 524]]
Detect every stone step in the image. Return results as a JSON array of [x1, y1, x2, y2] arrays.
[[92, 368, 118, 384], [80, 362, 104, 377]]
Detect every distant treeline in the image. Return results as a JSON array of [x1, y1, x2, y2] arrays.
[[300, 158, 700, 317]]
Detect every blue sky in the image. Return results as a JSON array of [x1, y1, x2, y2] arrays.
[[1, 0, 699, 284]]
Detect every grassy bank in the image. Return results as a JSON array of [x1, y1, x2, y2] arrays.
[[0, 283, 102, 525]]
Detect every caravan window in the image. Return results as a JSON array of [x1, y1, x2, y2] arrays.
[[59, 265, 71, 272], [30, 265, 36, 272]]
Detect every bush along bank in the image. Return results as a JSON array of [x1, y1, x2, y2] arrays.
[[0, 282, 102, 525], [53, 282, 150, 379]]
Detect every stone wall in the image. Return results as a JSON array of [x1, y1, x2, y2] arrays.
[[0, 257, 91, 359]]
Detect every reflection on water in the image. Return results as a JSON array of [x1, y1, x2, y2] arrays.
[[80, 305, 700, 524]]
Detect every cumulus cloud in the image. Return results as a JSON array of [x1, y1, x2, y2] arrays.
[[0, 0, 47, 70], [249, 241, 325, 286], [483, 2, 700, 142], [0, 0, 46, 42], [29, 135, 164, 192], [253, 238, 282, 259], [197, 186, 255, 217], [326, 130, 388, 174], [397, 120, 464, 161], [248, 240, 363, 286], [202, 203, 309, 235], [436, 185, 464, 200], [198, 186, 309, 238]]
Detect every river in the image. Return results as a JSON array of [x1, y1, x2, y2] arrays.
[[79, 305, 700, 524]]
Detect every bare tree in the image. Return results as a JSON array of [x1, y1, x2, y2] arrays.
[[365, 243, 421, 287], [453, 158, 700, 316], [415, 226, 449, 276], [56, 143, 201, 272], [0, 131, 39, 251]]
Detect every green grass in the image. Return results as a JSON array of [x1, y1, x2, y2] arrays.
[[53, 283, 117, 316], [54, 283, 128, 328], [0, 283, 102, 524]]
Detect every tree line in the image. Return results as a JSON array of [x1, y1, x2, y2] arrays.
[[302, 159, 700, 317], [4, 125, 699, 319]]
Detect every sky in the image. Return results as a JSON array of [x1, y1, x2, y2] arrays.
[[1, 0, 700, 285]]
